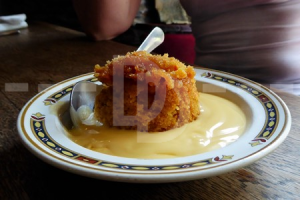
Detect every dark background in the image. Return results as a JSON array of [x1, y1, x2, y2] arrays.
[[0, 0, 195, 63], [0, 0, 80, 30]]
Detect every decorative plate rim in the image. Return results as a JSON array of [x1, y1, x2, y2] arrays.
[[17, 68, 291, 182]]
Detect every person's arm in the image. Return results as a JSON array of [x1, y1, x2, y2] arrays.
[[72, 0, 141, 41]]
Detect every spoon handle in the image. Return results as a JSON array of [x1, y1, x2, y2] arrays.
[[137, 27, 165, 53]]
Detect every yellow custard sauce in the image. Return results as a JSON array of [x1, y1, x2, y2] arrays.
[[65, 93, 246, 159]]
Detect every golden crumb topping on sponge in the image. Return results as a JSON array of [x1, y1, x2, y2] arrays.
[[94, 51, 196, 89]]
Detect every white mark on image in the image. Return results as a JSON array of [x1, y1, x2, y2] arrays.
[[5, 83, 28, 92]]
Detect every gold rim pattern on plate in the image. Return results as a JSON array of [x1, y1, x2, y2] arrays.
[[24, 71, 281, 171]]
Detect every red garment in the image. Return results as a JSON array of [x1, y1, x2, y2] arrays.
[[155, 33, 195, 65]]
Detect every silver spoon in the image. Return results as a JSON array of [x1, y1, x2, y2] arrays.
[[70, 27, 165, 127]]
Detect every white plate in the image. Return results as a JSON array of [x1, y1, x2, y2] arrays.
[[17, 68, 291, 183]]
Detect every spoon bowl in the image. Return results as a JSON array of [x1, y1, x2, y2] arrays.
[[70, 81, 104, 127], [70, 27, 165, 127]]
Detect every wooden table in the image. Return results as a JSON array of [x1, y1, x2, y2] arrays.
[[1, 22, 299, 200]]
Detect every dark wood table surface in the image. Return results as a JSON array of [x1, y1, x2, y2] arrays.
[[1, 22, 299, 200]]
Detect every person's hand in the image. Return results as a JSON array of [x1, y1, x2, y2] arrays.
[[72, 0, 141, 41]]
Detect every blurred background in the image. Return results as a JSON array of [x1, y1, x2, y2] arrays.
[[0, 0, 195, 64]]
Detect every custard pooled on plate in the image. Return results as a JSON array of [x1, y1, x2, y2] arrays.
[[94, 51, 200, 132]]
